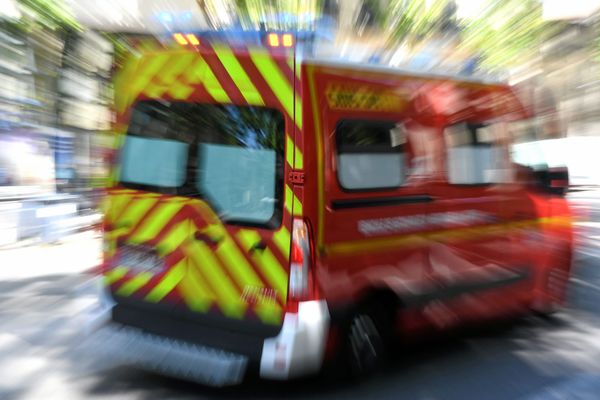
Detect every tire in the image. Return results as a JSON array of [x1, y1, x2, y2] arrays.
[[345, 309, 387, 378]]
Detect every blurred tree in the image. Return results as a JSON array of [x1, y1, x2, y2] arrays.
[[458, 0, 563, 70], [16, 0, 80, 31]]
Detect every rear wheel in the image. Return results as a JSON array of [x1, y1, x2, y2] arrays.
[[345, 309, 387, 377]]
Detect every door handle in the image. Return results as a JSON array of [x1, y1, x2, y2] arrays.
[[194, 231, 222, 246], [249, 240, 267, 254]]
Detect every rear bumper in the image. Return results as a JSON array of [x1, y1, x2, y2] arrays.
[[260, 300, 330, 379], [90, 322, 248, 386], [87, 279, 329, 384]]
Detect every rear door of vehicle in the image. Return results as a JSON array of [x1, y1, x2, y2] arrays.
[[103, 48, 298, 330]]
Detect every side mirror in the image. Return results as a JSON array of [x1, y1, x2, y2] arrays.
[[533, 166, 569, 196]]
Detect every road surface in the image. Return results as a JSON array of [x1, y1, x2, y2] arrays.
[[1, 190, 600, 399]]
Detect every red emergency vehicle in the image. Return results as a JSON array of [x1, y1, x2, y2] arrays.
[[91, 36, 573, 385]]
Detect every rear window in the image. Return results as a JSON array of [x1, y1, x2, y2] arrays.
[[335, 119, 406, 190], [119, 101, 285, 228]]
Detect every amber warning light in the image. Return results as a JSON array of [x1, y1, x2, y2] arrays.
[[173, 33, 200, 46], [267, 33, 294, 48]]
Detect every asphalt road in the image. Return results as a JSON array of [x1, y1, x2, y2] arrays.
[[1, 190, 600, 399]]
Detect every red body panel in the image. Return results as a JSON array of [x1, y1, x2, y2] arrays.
[[299, 61, 573, 334]]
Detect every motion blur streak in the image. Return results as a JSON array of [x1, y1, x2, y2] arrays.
[[1, 0, 600, 398]]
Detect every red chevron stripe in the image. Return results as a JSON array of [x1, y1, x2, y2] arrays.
[[202, 44, 247, 105]]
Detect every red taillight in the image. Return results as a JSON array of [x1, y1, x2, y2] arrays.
[[288, 218, 313, 303]]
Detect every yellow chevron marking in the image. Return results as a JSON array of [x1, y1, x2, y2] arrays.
[[236, 229, 287, 302], [248, 48, 301, 129], [272, 227, 291, 260], [285, 185, 293, 214], [168, 80, 194, 99], [115, 271, 153, 297], [156, 220, 190, 256], [178, 262, 214, 312], [286, 135, 295, 168], [129, 202, 184, 244], [104, 266, 128, 285], [184, 56, 231, 103], [211, 227, 263, 289], [106, 193, 131, 223], [254, 302, 283, 326], [127, 54, 170, 108], [185, 240, 246, 318], [214, 45, 264, 105], [294, 142, 303, 170], [114, 57, 141, 112], [144, 259, 186, 303], [118, 197, 158, 233], [292, 193, 303, 216]]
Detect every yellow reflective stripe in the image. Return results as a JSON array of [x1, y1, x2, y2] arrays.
[[178, 266, 213, 312], [215, 234, 263, 289], [293, 193, 302, 216], [106, 193, 130, 222], [285, 185, 293, 214], [186, 240, 246, 318], [116, 271, 153, 296], [168, 81, 194, 99], [128, 54, 170, 106], [272, 226, 291, 259], [254, 302, 283, 326], [129, 202, 183, 243], [156, 220, 190, 256], [307, 65, 325, 249], [249, 49, 301, 129], [184, 56, 231, 103], [158, 53, 196, 86], [325, 216, 572, 257], [104, 266, 128, 285], [114, 57, 141, 112], [119, 197, 158, 233], [144, 259, 186, 302], [144, 53, 194, 97], [236, 230, 287, 302], [294, 144, 303, 170], [213, 45, 264, 105], [286, 135, 294, 168], [286, 135, 303, 170], [294, 92, 303, 130]]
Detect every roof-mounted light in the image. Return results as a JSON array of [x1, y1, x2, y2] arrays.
[[173, 33, 188, 45], [266, 33, 294, 48], [186, 34, 200, 45], [282, 33, 293, 47], [172, 33, 200, 46], [268, 33, 280, 47]]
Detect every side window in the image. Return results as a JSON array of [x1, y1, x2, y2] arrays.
[[335, 119, 406, 190], [445, 122, 510, 185]]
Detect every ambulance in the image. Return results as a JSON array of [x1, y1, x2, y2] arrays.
[[92, 33, 573, 386]]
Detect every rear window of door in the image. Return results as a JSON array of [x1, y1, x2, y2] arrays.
[[119, 100, 285, 228]]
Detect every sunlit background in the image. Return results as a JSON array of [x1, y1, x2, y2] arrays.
[[1, 0, 600, 398], [2, 0, 600, 224]]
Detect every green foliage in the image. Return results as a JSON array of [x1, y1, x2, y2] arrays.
[[17, 0, 80, 31]]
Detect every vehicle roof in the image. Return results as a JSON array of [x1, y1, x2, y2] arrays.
[[303, 58, 507, 88]]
